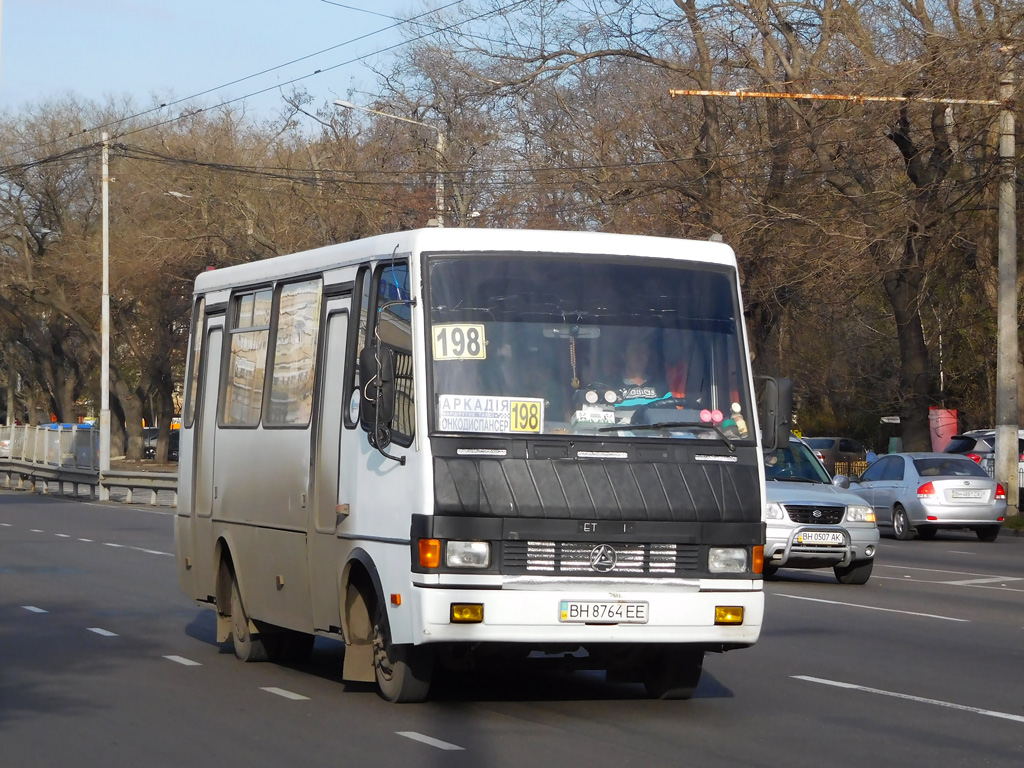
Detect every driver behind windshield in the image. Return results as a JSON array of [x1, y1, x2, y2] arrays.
[[616, 328, 670, 409]]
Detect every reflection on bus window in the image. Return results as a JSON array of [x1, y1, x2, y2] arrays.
[[267, 279, 323, 427], [427, 255, 751, 440], [223, 288, 273, 426]]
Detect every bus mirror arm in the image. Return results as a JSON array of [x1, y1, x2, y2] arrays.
[[359, 344, 405, 465], [757, 376, 793, 453]]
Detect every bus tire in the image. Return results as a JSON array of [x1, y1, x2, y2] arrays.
[[372, 602, 433, 703], [230, 576, 269, 662], [266, 629, 315, 664], [642, 646, 703, 700]]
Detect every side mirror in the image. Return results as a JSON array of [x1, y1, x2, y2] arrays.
[[757, 376, 793, 452], [832, 474, 851, 489], [359, 344, 396, 441]]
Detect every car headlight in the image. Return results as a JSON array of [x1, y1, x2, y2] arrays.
[[845, 505, 876, 523], [709, 547, 748, 573], [445, 541, 491, 568], [764, 501, 786, 520]]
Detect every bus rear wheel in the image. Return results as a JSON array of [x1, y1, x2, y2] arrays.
[[372, 603, 433, 703], [230, 576, 269, 662], [642, 646, 704, 700]]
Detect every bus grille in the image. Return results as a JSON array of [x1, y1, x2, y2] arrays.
[[503, 541, 700, 576], [784, 505, 845, 525]]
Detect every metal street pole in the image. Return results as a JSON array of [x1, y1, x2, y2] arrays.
[[334, 99, 445, 227], [671, 84, 1018, 511], [100, 133, 111, 497], [994, 69, 1018, 517]]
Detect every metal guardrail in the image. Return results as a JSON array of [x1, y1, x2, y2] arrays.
[[0, 424, 178, 507]]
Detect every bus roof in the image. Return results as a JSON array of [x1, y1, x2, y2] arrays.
[[192, 228, 736, 294]]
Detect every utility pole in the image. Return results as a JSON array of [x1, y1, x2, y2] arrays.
[[334, 100, 446, 227], [99, 133, 111, 498], [671, 84, 1018, 513], [994, 66, 1018, 517]]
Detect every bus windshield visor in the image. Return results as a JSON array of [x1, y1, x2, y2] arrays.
[[426, 254, 753, 440]]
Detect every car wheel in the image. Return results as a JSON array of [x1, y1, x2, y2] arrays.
[[761, 562, 779, 578], [834, 559, 873, 585], [892, 505, 914, 541], [976, 525, 1001, 542]]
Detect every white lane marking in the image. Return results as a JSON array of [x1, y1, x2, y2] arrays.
[[135, 548, 173, 556], [1, 522, 12, 526], [78, 538, 93, 542], [396, 732, 465, 751], [776, 593, 969, 622], [22, 606, 48, 613], [87, 627, 118, 637], [260, 687, 309, 701], [876, 564, 1010, 578], [164, 655, 201, 666], [945, 576, 1023, 586], [104, 542, 125, 548], [55, 533, 71, 538], [795, 675, 1024, 723], [871, 575, 1024, 593], [948, 550, 975, 555], [30, 529, 44, 533]]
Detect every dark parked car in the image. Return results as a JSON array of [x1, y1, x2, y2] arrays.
[[803, 436, 868, 475], [143, 428, 179, 462]]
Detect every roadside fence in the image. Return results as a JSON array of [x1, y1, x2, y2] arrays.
[[0, 423, 177, 508]]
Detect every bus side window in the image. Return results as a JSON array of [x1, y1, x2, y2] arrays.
[[344, 266, 372, 429], [370, 261, 415, 445]]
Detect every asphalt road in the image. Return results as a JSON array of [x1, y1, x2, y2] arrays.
[[2, 490, 1023, 767]]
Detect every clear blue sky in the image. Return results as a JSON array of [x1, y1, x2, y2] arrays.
[[0, 0, 422, 119]]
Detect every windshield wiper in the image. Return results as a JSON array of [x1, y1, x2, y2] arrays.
[[766, 475, 819, 483], [597, 421, 736, 451]]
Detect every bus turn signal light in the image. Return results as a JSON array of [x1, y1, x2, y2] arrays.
[[419, 539, 441, 568]]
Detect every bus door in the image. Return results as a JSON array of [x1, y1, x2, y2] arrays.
[[308, 303, 349, 630], [191, 325, 222, 599]]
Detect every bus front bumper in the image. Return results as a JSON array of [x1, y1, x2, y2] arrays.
[[408, 579, 764, 646]]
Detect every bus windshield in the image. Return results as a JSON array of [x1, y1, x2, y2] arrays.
[[426, 253, 753, 440]]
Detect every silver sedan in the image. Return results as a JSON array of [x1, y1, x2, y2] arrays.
[[840, 452, 1006, 541]]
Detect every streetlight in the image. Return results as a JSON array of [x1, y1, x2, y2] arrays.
[[99, 133, 111, 497], [334, 99, 445, 227]]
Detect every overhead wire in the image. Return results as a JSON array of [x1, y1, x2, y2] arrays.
[[0, 0, 530, 165]]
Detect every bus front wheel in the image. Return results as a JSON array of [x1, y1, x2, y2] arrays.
[[372, 603, 433, 703], [642, 646, 704, 700]]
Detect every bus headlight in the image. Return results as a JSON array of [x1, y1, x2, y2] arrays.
[[446, 541, 491, 568], [709, 547, 748, 573]]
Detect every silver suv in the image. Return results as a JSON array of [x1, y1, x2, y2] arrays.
[[764, 437, 879, 584]]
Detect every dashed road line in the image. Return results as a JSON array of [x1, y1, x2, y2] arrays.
[[795, 675, 1024, 723], [55, 533, 71, 538], [87, 627, 118, 637], [260, 687, 309, 701], [22, 606, 47, 613], [164, 655, 202, 666], [776, 593, 968, 622], [397, 732, 465, 751]]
